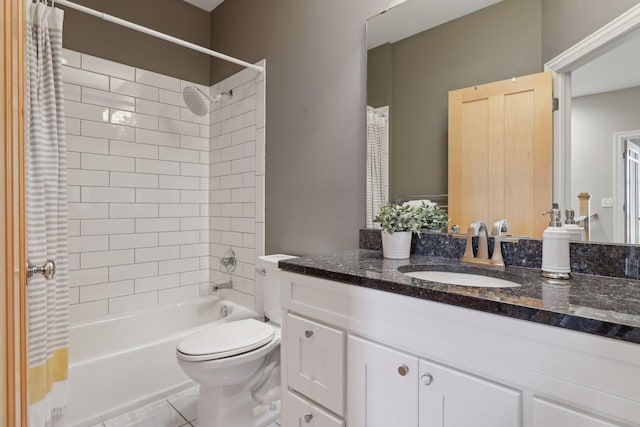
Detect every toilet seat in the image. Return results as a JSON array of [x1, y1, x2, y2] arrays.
[[177, 318, 275, 362]]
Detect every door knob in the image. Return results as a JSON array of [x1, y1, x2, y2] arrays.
[[304, 414, 313, 423], [27, 259, 56, 281], [421, 373, 434, 385], [398, 365, 409, 376]]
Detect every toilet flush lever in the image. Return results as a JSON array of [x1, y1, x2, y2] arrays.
[[304, 414, 313, 423], [304, 330, 314, 338]]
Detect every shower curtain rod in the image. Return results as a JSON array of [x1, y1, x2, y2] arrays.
[[54, 0, 264, 73]]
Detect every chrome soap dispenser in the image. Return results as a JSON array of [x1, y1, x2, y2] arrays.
[[541, 204, 571, 279]]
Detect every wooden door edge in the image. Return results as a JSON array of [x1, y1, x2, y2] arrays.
[[3, 0, 27, 425]]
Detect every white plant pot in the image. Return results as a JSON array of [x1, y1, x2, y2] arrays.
[[381, 231, 412, 259]]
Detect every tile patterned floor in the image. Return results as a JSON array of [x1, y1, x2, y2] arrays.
[[94, 386, 281, 427]]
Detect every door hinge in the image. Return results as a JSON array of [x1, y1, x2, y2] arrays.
[[552, 97, 559, 111]]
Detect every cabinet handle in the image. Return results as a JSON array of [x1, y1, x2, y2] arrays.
[[421, 373, 434, 385], [398, 365, 409, 376], [304, 330, 314, 338], [304, 414, 313, 423]]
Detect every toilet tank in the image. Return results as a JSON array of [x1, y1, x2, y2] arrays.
[[257, 254, 297, 325]]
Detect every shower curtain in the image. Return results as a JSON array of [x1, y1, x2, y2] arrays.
[[25, 2, 69, 426], [366, 106, 388, 228]]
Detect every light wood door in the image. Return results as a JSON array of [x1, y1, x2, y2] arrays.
[[448, 71, 553, 238], [2, 0, 27, 426], [418, 359, 522, 427], [347, 335, 419, 427]]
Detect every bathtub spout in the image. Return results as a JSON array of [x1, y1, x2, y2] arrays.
[[211, 281, 233, 292]]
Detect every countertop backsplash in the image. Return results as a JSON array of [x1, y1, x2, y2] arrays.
[[360, 229, 640, 280]]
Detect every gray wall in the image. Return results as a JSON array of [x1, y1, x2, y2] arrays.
[[367, 43, 392, 109], [572, 86, 640, 243], [60, 0, 211, 84]]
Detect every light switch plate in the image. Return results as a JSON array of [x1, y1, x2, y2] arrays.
[[602, 198, 614, 208]]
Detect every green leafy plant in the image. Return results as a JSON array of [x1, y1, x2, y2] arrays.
[[373, 203, 419, 233], [374, 202, 449, 234], [414, 202, 449, 232]]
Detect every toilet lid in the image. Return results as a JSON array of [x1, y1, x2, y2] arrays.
[[177, 318, 275, 362]]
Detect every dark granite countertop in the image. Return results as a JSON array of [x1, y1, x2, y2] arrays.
[[279, 249, 640, 345]]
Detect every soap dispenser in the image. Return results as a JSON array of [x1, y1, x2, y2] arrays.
[[541, 204, 571, 279], [563, 208, 584, 242]]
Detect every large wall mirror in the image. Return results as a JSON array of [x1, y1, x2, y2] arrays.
[[366, 0, 640, 244]]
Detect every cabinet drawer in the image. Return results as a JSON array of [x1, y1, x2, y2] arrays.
[[286, 313, 345, 416], [532, 398, 624, 426], [286, 391, 345, 427]]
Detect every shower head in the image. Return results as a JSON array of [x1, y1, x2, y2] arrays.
[[182, 86, 233, 117]]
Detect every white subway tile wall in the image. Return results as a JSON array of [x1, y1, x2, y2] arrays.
[[210, 61, 266, 312], [63, 49, 265, 322]]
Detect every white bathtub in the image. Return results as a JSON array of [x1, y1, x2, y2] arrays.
[[66, 296, 258, 427]]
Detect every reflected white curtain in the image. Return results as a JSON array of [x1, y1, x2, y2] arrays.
[[25, 2, 69, 426], [366, 106, 389, 228]]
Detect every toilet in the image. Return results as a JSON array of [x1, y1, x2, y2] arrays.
[[176, 254, 296, 427]]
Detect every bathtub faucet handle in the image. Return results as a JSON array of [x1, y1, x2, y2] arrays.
[[220, 248, 237, 273]]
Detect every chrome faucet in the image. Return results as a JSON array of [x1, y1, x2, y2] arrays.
[[462, 221, 490, 266], [490, 219, 509, 268]]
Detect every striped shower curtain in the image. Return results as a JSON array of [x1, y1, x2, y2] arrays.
[[366, 106, 388, 228], [25, 2, 69, 426]]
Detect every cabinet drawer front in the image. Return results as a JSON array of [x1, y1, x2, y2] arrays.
[[419, 359, 522, 427], [286, 313, 345, 415], [532, 398, 624, 427], [286, 391, 345, 427]]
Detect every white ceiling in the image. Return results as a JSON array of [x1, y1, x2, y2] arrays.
[[367, 0, 504, 50], [572, 30, 640, 98], [182, 0, 225, 12]]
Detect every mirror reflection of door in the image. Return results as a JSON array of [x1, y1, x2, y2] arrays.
[[448, 71, 553, 238], [625, 138, 640, 244]]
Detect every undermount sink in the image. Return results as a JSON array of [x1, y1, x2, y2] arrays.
[[404, 270, 521, 288]]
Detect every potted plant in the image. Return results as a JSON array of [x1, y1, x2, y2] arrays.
[[414, 202, 449, 232], [373, 203, 419, 259]]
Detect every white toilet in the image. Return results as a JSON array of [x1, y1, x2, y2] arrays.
[[176, 254, 296, 427]]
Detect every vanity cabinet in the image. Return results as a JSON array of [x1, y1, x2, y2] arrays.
[[347, 335, 521, 427], [280, 271, 640, 427]]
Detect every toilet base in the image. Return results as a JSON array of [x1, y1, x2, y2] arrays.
[[197, 383, 280, 427]]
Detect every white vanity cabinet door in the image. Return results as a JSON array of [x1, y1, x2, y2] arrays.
[[418, 359, 522, 427], [286, 313, 345, 416], [286, 391, 345, 427], [347, 335, 419, 427], [532, 398, 624, 427]]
